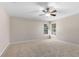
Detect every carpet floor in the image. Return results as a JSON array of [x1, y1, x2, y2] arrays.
[[2, 39, 79, 57]]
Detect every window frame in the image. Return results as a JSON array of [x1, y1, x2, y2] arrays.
[[44, 24, 48, 34], [51, 23, 56, 35]]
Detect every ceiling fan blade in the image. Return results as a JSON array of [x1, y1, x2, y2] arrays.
[[46, 8, 50, 12], [42, 10, 47, 13], [50, 14, 56, 16], [51, 10, 57, 13]]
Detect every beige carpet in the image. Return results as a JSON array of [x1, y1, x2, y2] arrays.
[[2, 39, 79, 57]]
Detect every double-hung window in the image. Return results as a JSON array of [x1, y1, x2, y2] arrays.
[[44, 24, 48, 34], [51, 23, 56, 35]]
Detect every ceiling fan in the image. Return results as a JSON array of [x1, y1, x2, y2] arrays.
[[39, 7, 57, 16]]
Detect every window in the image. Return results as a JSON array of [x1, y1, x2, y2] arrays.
[[51, 23, 56, 35], [44, 24, 48, 34]]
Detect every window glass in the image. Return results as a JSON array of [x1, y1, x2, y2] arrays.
[[44, 24, 48, 34], [51, 23, 56, 35]]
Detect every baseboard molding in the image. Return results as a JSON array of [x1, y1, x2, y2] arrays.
[[57, 39, 79, 47], [0, 43, 10, 57], [10, 39, 46, 45]]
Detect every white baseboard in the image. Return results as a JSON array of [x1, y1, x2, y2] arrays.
[[0, 42, 10, 56], [56, 39, 79, 47], [10, 39, 46, 45]]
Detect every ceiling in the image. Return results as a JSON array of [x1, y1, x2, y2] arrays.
[[0, 2, 79, 21]]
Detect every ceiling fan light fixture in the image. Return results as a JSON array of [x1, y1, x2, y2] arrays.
[[45, 13, 50, 16], [39, 6, 57, 17]]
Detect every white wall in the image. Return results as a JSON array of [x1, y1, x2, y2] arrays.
[[56, 13, 79, 44], [0, 7, 10, 56], [10, 17, 48, 43], [10, 12, 79, 45]]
